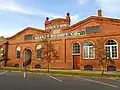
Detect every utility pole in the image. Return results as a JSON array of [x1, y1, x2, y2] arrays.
[[23, 50, 27, 78]]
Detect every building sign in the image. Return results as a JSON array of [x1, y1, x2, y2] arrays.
[[33, 30, 86, 40], [46, 24, 68, 30]]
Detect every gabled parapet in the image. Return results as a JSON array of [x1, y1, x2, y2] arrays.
[[44, 13, 71, 34]]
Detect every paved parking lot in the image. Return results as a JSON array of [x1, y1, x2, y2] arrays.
[[0, 71, 120, 90]]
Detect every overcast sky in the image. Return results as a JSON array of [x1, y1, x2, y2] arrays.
[[0, 0, 120, 37]]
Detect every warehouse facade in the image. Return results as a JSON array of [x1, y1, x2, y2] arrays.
[[0, 10, 120, 71]]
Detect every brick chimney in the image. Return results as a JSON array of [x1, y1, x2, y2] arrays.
[[45, 17, 49, 29], [66, 12, 71, 25], [98, 10, 102, 17]]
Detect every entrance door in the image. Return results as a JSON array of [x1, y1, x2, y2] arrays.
[[24, 49, 32, 66], [72, 42, 81, 70], [73, 55, 80, 69]]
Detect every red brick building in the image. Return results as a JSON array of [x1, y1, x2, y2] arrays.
[[0, 10, 120, 71]]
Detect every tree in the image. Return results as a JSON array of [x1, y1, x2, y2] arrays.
[[0, 48, 10, 67], [95, 37, 114, 76], [0, 48, 4, 67], [38, 36, 59, 73]]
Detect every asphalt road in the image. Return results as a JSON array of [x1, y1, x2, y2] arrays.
[[0, 71, 120, 90]]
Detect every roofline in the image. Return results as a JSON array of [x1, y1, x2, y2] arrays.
[[63, 16, 120, 31], [46, 18, 66, 24], [4, 15, 120, 40], [50, 18, 66, 21], [7, 27, 48, 40]]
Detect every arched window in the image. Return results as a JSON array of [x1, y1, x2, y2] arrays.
[[35, 64, 41, 68], [14, 64, 19, 67], [72, 43, 80, 55], [16, 46, 20, 59], [84, 65, 93, 70], [105, 40, 118, 59], [107, 66, 116, 71], [83, 41, 95, 59], [36, 45, 42, 60]]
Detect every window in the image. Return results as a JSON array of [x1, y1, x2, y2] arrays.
[[86, 26, 100, 34], [14, 64, 19, 67], [72, 43, 80, 55], [24, 34, 33, 40], [83, 41, 95, 59], [36, 45, 42, 60], [84, 65, 93, 71], [105, 40, 118, 59], [16, 46, 20, 59], [35, 64, 41, 68], [107, 66, 116, 71]]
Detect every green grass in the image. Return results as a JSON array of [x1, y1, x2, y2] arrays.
[[0, 67, 23, 72], [0, 67, 120, 78]]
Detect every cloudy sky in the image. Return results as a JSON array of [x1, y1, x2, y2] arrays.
[[0, 0, 120, 37]]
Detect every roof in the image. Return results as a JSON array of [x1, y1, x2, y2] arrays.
[[5, 15, 120, 40], [46, 18, 67, 25], [7, 27, 49, 40], [63, 16, 120, 31]]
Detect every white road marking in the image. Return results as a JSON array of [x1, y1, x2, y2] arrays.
[[74, 76, 118, 88], [47, 74, 63, 83], [0, 71, 7, 75]]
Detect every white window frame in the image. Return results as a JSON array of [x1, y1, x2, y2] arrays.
[[16, 46, 20, 60], [105, 44, 118, 59], [36, 45, 42, 60], [83, 42, 95, 59], [72, 42, 80, 55]]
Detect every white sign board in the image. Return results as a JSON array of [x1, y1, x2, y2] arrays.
[[33, 30, 86, 40]]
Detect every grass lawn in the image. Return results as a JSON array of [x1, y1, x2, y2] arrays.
[[0, 67, 120, 78]]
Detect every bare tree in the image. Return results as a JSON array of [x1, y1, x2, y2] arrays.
[[95, 37, 114, 76], [0, 48, 10, 67], [38, 36, 59, 73], [0, 48, 4, 67]]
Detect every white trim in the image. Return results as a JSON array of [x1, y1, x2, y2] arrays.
[[72, 42, 81, 55], [83, 43, 95, 59], [105, 45, 118, 59], [72, 42, 81, 69], [36, 58, 41, 60], [16, 46, 21, 60], [105, 39, 118, 45], [105, 39, 118, 59], [117, 43, 119, 59], [36, 44, 42, 60], [72, 53, 80, 55]]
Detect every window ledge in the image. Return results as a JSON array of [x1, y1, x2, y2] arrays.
[[111, 58, 119, 60], [16, 59, 20, 60], [36, 58, 41, 60], [83, 58, 95, 60]]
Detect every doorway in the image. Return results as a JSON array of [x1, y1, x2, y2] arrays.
[[24, 48, 32, 65], [73, 55, 80, 69], [72, 42, 81, 70]]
